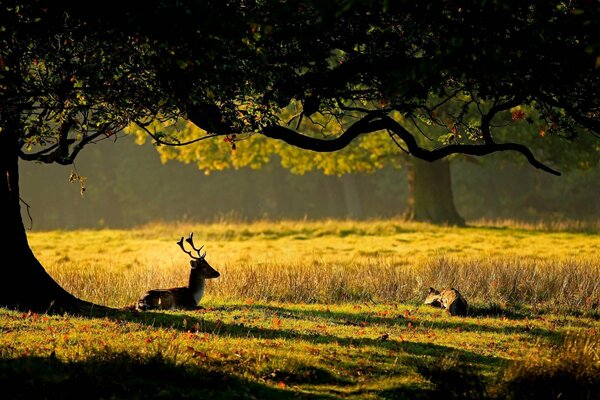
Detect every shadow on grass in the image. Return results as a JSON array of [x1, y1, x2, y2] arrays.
[[74, 302, 567, 361], [101, 308, 509, 374], [265, 364, 351, 387], [91, 303, 565, 352], [204, 302, 534, 325], [46, 303, 575, 397], [466, 303, 532, 319], [0, 351, 322, 400], [6, 303, 570, 399], [213, 303, 563, 342], [248, 302, 535, 324]]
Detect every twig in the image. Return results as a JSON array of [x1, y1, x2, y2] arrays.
[[20, 197, 33, 230]]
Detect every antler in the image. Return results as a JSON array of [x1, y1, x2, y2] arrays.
[[177, 232, 206, 259]]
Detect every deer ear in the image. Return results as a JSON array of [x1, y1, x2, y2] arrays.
[[189, 260, 197, 268], [428, 287, 437, 294]]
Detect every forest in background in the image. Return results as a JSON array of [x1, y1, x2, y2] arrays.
[[19, 135, 600, 230]]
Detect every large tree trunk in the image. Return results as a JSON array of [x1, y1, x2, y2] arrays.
[[404, 158, 465, 226], [0, 131, 104, 313]]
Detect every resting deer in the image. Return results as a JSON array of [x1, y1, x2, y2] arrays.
[[135, 233, 220, 311], [424, 287, 468, 317]]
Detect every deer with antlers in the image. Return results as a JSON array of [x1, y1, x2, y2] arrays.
[[134, 233, 220, 311]]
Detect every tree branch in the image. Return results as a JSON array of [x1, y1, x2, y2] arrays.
[[19, 141, 72, 161], [261, 111, 561, 175], [185, 103, 231, 135], [536, 92, 600, 134], [380, 116, 561, 175], [262, 111, 386, 152], [59, 124, 115, 165], [480, 97, 524, 144], [135, 121, 219, 146]]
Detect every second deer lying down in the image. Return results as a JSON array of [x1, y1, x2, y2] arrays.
[[424, 287, 468, 317], [135, 233, 220, 311]]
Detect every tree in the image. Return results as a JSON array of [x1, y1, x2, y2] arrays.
[[129, 0, 600, 225], [130, 118, 468, 224], [2, 0, 599, 311]]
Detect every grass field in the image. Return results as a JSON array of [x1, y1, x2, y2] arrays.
[[1, 219, 599, 398]]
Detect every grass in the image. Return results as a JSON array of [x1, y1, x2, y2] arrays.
[[29, 219, 600, 310], [2, 218, 599, 398]]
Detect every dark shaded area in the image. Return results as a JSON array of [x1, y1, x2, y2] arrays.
[[0, 352, 298, 400], [415, 356, 492, 400], [410, 350, 600, 400], [213, 303, 564, 342], [497, 365, 600, 400], [19, 136, 600, 230], [263, 364, 350, 386]]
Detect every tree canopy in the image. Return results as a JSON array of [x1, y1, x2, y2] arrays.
[[6, 0, 599, 175]]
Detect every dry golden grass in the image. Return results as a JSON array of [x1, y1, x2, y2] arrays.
[[28, 219, 600, 311], [470, 218, 600, 234]]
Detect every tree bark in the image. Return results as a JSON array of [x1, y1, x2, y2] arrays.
[[0, 130, 104, 313], [404, 158, 465, 226]]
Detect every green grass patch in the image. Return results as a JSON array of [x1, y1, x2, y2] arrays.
[[1, 301, 598, 398], [4, 219, 599, 398]]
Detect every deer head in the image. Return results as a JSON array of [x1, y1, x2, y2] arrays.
[[177, 233, 220, 279]]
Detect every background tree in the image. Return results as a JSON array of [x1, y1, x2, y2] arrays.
[[129, 115, 469, 225], [128, 0, 599, 225], [18, 135, 600, 229], [131, 103, 599, 227], [2, 0, 599, 311]]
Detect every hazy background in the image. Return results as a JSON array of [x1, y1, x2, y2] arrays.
[[19, 135, 600, 230]]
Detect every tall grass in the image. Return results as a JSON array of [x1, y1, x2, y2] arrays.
[[30, 219, 599, 310], [496, 333, 600, 399], [45, 253, 600, 311], [470, 218, 600, 234]]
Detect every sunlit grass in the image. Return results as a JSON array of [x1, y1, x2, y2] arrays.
[[27, 219, 600, 310], [1, 300, 597, 398], [471, 217, 600, 234], [5, 219, 598, 398]]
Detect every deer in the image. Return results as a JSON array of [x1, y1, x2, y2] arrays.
[[424, 287, 468, 317], [134, 233, 220, 311]]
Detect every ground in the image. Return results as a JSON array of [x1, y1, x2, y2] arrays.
[[1, 219, 598, 398]]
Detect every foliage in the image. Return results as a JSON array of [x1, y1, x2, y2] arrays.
[[127, 117, 404, 176], [1, 1, 170, 165], [4, 0, 599, 174]]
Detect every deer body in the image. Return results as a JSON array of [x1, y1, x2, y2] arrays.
[[135, 233, 220, 311], [424, 287, 468, 316]]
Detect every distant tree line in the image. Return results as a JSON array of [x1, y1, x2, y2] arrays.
[[20, 136, 599, 230]]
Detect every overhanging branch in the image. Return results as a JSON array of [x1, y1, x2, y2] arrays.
[[262, 111, 386, 152], [380, 116, 561, 175], [260, 112, 561, 176], [19, 125, 114, 165]]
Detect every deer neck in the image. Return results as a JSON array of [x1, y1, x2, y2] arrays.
[[189, 271, 206, 305]]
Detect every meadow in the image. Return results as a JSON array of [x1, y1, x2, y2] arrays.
[[1, 219, 599, 398]]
